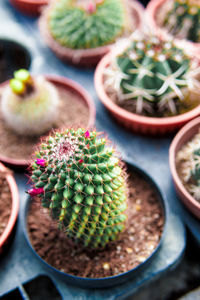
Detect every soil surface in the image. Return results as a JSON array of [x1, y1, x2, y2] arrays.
[[27, 169, 164, 278], [0, 83, 89, 160], [0, 171, 12, 237]]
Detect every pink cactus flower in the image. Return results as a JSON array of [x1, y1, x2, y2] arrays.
[[28, 187, 44, 197], [85, 130, 90, 138], [87, 2, 96, 14], [79, 159, 84, 164], [36, 159, 46, 167]]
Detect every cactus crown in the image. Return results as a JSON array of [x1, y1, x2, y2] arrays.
[[104, 35, 200, 115], [48, 0, 129, 49], [177, 131, 200, 201], [164, 0, 200, 42], [10, 69, 33, 96], [29, 128, 128, 248]]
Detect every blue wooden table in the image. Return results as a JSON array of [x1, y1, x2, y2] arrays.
[[0, 0, 198, 298]]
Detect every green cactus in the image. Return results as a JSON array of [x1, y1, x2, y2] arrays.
[[163, 0, 200, 43], [177, 132, 200, 201], [104, 35, 200, 115], [29, 128, 128, 248], [1, 69, 59, 136], [48, 0, 129, 49]]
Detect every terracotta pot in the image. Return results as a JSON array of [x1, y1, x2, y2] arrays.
[[0, 74, 96, 169], [23, 161, 168, 288], [39, 0, 144, 67], [146, 0, 200, 55], [169, 117, 200, 219], [0, 162, 19, 255], [9, 0, 48, 16], [94, 54, 200, 135]]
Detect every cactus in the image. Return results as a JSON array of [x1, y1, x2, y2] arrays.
[[163, 0, 200, 42], [104, 34, 200, 115], [1, 69, 59, 136], [48, 0, 130, 49], [177, 131, 200, 201], [28, 128, 128, 248]]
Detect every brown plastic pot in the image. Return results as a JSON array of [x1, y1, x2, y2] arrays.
[[169, 117, 200, 219], [9, 0, 48, 16], [94, 53, 200, 135], [0, 162, 19, 255], [39, 0, 144, 67], [0, 74, 96, 169], [146, 0, 200, 55]]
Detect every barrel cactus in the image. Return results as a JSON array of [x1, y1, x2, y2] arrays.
[[28, 128, 128, 248], [48, 0, 131, 49], [163, 0, 200, 43], [1, 69, 59, 136], [104, 34, 200, 115], [177, 131, 200, 201]]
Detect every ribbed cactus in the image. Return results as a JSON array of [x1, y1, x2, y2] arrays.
[[48, 0, 130, 49], [29, 128, 128, 248], [104, 35, 200, 115], [163, 0, 200, 42], [1, 69, 59, 136], [177, 132, 200, 201]]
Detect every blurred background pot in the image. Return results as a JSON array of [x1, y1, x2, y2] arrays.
[[9, 0, 48, 16]]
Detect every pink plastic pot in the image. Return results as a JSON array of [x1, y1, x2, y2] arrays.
[[146, 0, 200, 55], [9, 0, 48, 16], [94, 54, 200, 135], [169, 117, 200, 219], [0, 75, 96, 169], [39, 0, 144, 67], [0, 162, 19, 255]]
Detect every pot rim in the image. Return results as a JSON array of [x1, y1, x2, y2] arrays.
[[94, 53, 200, 127], [38, 0, 144, 64], [22, 160, 168, 287], [169, 117, 200, 214], [0, 74, 96, 168], [0, 162, 19, 248]]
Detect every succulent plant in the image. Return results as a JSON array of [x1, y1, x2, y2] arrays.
[[1, 69, 59, 136], [104, 34, 200, 115], [28, 128, 128, 248], [48, 0, 131, 49], [177, 131, 200, 201], [163, 0, 200, 43]]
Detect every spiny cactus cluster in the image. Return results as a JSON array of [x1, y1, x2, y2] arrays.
[[104, 35, 200, 115], [177, 131, 200, 201], [1, 69, 59, 136], [48, 0, 130, 49], [29, 128, 128, 248], [163, 0, 200, 42]]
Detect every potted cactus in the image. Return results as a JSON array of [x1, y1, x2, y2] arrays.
[[24, 128, 166, 287], [0, 162, 19, 255], [39, 0, 144, 66], [0, 69, 95, 168], [95, 33, 200, 135], [147, 0, 200, 53], [169, 117, 200, 219]]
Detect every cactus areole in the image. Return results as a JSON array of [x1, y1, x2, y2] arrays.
[[48, 0, 130, 49], [29, 129, 128, 248]]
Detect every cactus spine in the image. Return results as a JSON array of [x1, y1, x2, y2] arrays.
[[104, 35, 200, 115], [48, 0, 130, 49], [177, 131, 200, 201], [29, 128, 128, 248], [163, 0, 200, 42], [1, 69, 59, 136]]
